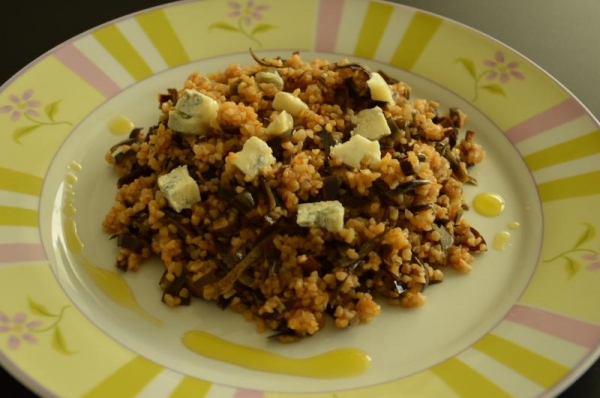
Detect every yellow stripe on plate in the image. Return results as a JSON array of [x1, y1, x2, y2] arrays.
[[168, 376, 212, 398], [525, 129, 600, 172], [389, 12, 443, 71], [82, 356, 163, 398], [0, 206, 38, 227], [93, 25, 153, 81], [473, 334, 570, 388], [0, 168, 43, 196], [537, 170, 600, 202], [431, 357, 511, 398], [354, 2, 395, 59], [136, 10, 190, 68]]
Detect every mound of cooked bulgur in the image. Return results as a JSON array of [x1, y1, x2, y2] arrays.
[[103, 52, 487, 341]]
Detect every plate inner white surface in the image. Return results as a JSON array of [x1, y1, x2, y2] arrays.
[[39, 51, 543, 393]]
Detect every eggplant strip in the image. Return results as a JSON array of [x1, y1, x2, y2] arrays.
[[212, 231, 277, 294]]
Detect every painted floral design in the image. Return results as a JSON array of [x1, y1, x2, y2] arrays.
[[455, 50, 525, 102], [208, 1, 275, 47], [483, 51, 525, 83], [0, 312, 41, 349], [0, 297, 76, 354], [0, 89, 72, 144], [544, 223, 599, 278], [0, 90, 42, 121]]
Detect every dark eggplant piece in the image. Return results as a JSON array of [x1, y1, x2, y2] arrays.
[[400, 159, 416, 176], [437, 141, 470, 183], [335, 229, 388, 269], [212, 231, 277, 294], [117, 165, 153, 188], [433, 224, 454, 255], [261, 177, 278, 211], [158, 88, 179, 108], [267, 325, 296, 340], [232, 190, 256, 213], [374, 179, 431, 205], [411, 255, 430, 292], [129, 127, 144, 140], [466, 227, 487, 253], [160, 271, 191, 305], [322, 174, 342, 201], [185, 272, 221, 298], [386, 117, 405, 146], [115, 233, 147, 253], [162, 208, 197, 239], [317, 130, 337, 155]]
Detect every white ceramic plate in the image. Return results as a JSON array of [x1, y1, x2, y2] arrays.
[[1, 1, 599, 397]]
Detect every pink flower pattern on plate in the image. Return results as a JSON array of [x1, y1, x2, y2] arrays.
[[0, 89, 42, 121], [228, 0, 270, 26], [209, 1, 275, 47], [0, 312, 42, 349], [454, 50, 526, 102], [484, 51, 525, 83], [0, 89, 72, 143], [582, 253, 600, 271]]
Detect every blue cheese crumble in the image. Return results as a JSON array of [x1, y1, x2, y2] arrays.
[[297, 200, 344, 233], [330, 134, 381, 169], [265, 110, 293, 135], [157, 165, 201, 212], [351, 107, 391, 140], [367, 72, 394, 105], [167, 89, 219, 135], [231, 136, 276, 178]]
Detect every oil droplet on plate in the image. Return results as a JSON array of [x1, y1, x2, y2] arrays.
[[508, 221, 521, 230], [182, 330, 370, 378], [108, 115, 134, 135], [66, 173, 78, 185], [492, 230, 511, 251], [61, 169, 162, 326], [69, 160, 82, 172], [473, 192, 505, 217]]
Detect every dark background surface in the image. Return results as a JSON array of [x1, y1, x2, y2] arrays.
[[0, 0, 598, 397]]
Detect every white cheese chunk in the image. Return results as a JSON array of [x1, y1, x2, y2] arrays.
[[350, 107, 391, 140], [157, 165, 201, 212], [255, 70, 284, 91], [297, 200, 344, 233], [231, 136, 276, 178], [272, 92, 309, 117], [265, 110, 293, 135], [330, 134, 381, 169], [367, 72, 394, 105], [167, 89, 219, 135]]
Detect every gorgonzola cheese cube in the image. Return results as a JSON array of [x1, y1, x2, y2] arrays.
[[265, 110, 293, 135], [330, 134, 381, 169], [297, 200, 344, 233], [167, 89, 219, 135], [351, 107, 391, 140], [367, 72, 394, 105], [231, 136, 276, 178], [157, 165, 201, 212], [272, 92, 309, 117]]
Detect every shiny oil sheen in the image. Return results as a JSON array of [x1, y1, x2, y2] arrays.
[[473, 192, 505, 217], [492, 230, 512, 251], [182, 330, 371, 378], [108, 115, 134, 135], [62, 162, 161, 325]]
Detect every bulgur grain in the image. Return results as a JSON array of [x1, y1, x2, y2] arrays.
[[103, 52, 487, 341]]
